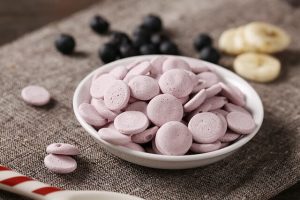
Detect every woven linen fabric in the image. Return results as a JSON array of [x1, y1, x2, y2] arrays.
[[0, 0, 300, 199]]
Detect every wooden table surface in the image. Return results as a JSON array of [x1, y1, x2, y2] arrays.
[[0, 0, 298, 199]]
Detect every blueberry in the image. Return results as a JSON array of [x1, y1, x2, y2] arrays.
[[194, 33, 212, 51], [133, 25, 151, 39], [120, 43, 138, 57], [90, 15, 110, 34], [110, 31, 131, 47], [142, 14, 163, 32], [99, 43, 120, 63], [199, 47, 220, 64], [159, 41, 179, 55], [139, 44, 159, 55], [132, 34, 151, 48], [151, 33, 169, 46], [55, 34, 76, 55]]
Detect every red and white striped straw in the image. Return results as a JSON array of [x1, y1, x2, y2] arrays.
[[0, 165, 63, 198]]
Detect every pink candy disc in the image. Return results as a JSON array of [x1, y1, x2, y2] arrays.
[[125, 61, 152, 77], [132, 126, 158, 144], [104, 80, 130, 111], [21, 85, 51, 106], [224, 103, 250, 115], [162, 57, 191, 72], [98, 128, 131, 145], [90, 74, 116, 99], [122, 142, 145, 152], [114, 111, 149, 135], [211, 109, 229, 116], [46, 143, 80, 156], [185, 70, 199, 87], [109, 65, 128, 80], [155, 121, 193, 155], [220, 142, 229, 148], [188, 112, 225, 143], [194, 72, 220, 92], [128, 75, 159, 100], [79, 103, 107, 127], [219, 131, 240, 143], [184, 89, 207, 112], [205, 83, 222, 98], [44, 154, 77, 174], [178, 96, 190, 104], [197, 96, 227, 112], [226, 111, 256, 134], [125, 101, 148, 115], [150, 56, 167, 75], [159, 69, 193, 98], [91, 98, 118, 121], [190, 141, 222, 153], [147, 94, 183, 126], [190, 64, 210, 74], [220, 82, 245, 106], [126, 60, 143, 70]]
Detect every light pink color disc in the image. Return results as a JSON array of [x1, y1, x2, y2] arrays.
[[104, 80, 130, 111], [78, 103, 107, 127], [91, 98, 118, 121], [131, 126, 158, 144], [190, 141, 222, 153], [128, 75, 159, 100], [21, 85, 51, 106], [46, 143, 80, 156], [90, 74, 116, 99], [44, 154, 77, 174], [125, 101, 148, 115], [162, 57, 191, 72], [122, 142, 145, 152], [150, 56, 167, 75], [109, 65, 128, 80], [98, 128, 131, 145], [184, 89, 207, 112], [226, 111, 256, 134]]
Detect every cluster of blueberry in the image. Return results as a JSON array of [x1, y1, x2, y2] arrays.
[[55, 14, 221, 64]]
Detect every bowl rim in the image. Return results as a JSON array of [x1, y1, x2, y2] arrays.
[[73, 55, 264, 162]]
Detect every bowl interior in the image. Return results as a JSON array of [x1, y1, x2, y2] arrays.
[[73, 55, 264, 162]]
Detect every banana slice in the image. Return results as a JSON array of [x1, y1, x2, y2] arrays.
[[233, 52, 281, 83], [219, 28, 241, 55], [234, 27, 257, 53], [244, 22, 290, 53]]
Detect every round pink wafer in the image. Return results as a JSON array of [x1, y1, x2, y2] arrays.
[[190, 141, 222, 153], [155, 121, 192, 155], [21, 85, 51, 106], [125, 101, 147, 115], [128, 75, 159, 100], [91, 98, 118, 121], [109, 65, 128, 80], [193, 72, 220, 92], [126, 61, 152, 77], [159, 69, 193, 98], [132, 126, 158, 144], [162, 57, 191, 72], [196, 96, 227, 112], [104, 80, 130, 111], [190, 64, 210, 74], [114, 111, 149, 135], [147, 94, 183, 126], [224, 103, 250, 115], [150, 56, 167, 75], [219, 131, 240, 143], [90, 74, 116, 99], [78, 103, 107, 127], [226, 111, 256, 134], [46, 143, 80, 156], [126, 60, 143, 70], [188, 112, 225, 143], [98, 128, 131, 145], [44, 154, 77, 174], [122, 142, 145, 152], [184, 89, 207, 112], [211, 109, 229, 117], [184, 70, 199, 87], [216, 113, 227, 135], [220, 82, 245, 106], [205, 83, 222, 98]]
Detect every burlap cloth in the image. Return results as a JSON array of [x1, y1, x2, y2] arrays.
[[0, 0, 300, 199]]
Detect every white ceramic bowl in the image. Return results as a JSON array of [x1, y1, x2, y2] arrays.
[[73, 55, 264, 169]]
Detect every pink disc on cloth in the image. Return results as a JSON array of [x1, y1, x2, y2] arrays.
[[150, 56, 167, 75], [188, 112, 225, 143], [21, 85, 51, 106], [104, 80, 130, 111], [46, 143, 80, 156], [128, 75, 159, 100], [155, 121, 192, 155], [98, 128, 131, 145], [226, 111, 256, 134], [162, 57, 191, 72], [109, 65, 128, 80], [44, 154, 77, 174], [147, 94, 183, 126], [114, 111, 149, 135], [91, 98, 118, 121], [184, 89, 207, 112], [190, 141, 222, 153], [78, 103, 107, 127], [132, 126, 158, 144], [159, 69, 193, 98], [90, 74, 116, 99]]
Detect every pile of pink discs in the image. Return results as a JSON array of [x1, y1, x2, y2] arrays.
[[78, 56, 256, 156]]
